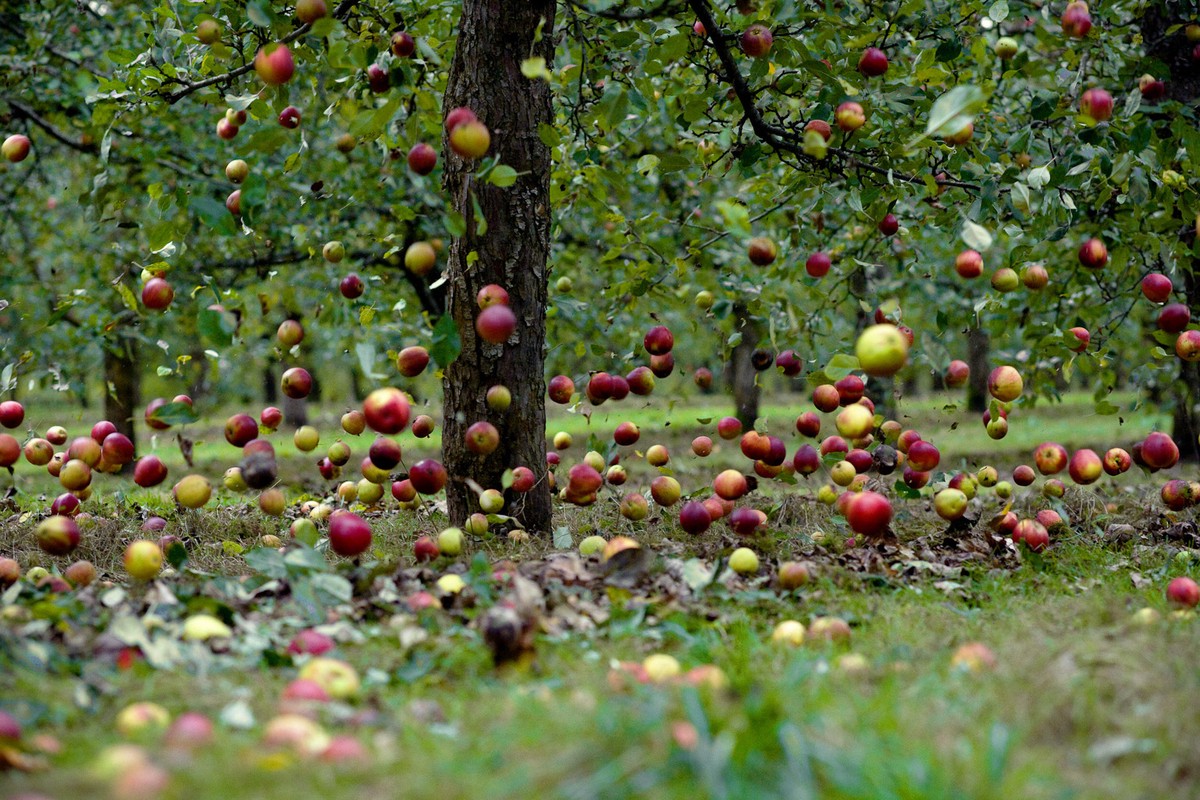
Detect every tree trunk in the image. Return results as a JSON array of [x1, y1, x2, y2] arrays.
[[726, 303, 760, 430], [1143, 4, 1200, 460], [103, 337, 139, 462], [966, 326, 989, 413], [440, 0, 556, 533]]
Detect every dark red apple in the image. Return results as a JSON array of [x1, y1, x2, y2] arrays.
[[1158, 303, 1190, 333], [795, 411, 821, 437], [408, 458, 447, 494], [857, 46, 888, 76], [0, 401, 24, 428], [475, 304, 516, 344], [340, 273, 365, 299], [548, 375, 575, 404], [141, 277, 174, 311], [805, 252, 832, 278], [329, 512, 372, 557], [643, 325, 674, 355], [1078, 238, 1108, 269], [1142, 273, 1172, 303], [224, 414, 258, 447], [391, 31, 416, 57], [281, 367, 312, 399], [363, 387, 410, 435], [877, 213, 898, 235], [740, 24, 773, 57], [134, 455, 168, 487], [279, 106, 302, 128], [396, 346, 430, 377]]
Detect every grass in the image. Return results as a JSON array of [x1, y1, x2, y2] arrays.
[[0, 393, 1196, 799]]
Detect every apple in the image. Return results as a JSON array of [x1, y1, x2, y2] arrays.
[[940, 359, 970, 389], [408, 458, 447, 494], [791, 444, 819, 476], [225, 189, 241, 215], [804, 251, 832, 278], [625, 365, 656, 396], [646, 443, 670, 466], [906, 440, 940, 471], [402, 241, 437, 276], [793, 411, 820, 438], [297, 657, 360, 701], [1138, 74, 1166, 101], [819, 435, 849, 458], [464, 421, 500, 455], [44, 425, 67, 445], [141, 277, 174, 311], [846, 491, 892, 537], [196, 18, 220, 44], [943, 121, 974, 146], [2, 133, 31, 162], [693, 367, 713, 389], [711, 469, 748, 501], [729, 547, 759, 575], [834, 375, 864, 405], [1175, 330, 1200, 362], [279, 106, 302, 128], [124, 540, 163, 581], [280, 367, 313, 400], [101, 432, 134, 465], [648, 352, 675, 377], [400, 143, 440, 177], [987, 366, 1023, 402], [222, 413, 256, 448], [1067, 448, 1102, 484], [835, 102, 866, 132], [0, 400, 24, 429], [339, 273, 365, 299], [1020, 264, 1049, 289], [1061, 1, 1092, 38], [366, 64, 390, 93], [747, 237, 777, 266], [1167, 577, 1200, 608], [857, 46, 888, 76], [1158, 303, 1191, 333], [391, 31, 416, 57], [389, 345, 431, 379], [643, 324, 674, 355], [771, 350, 800, 377], [35, 515, 80, 556], [1079, 87, 1113, 122], [225, 159, 249, 184], [449, 120, 491, 159], [295, 0, 327, 22], [855, 323, 909, 377], [955, 249, 983, 279], [259, 487, 287, 516], [546, 374, 575, 404], [835, 404, 874, 440], [739, 24, 773, 57], [932, 488, 967, 521], [1141, 273, 1172, 302], [1078, 237, 1108, 269], [989, 267, 1019, 293], [476, 304, 517, 344], [994, 36, 1019, 59], [255, 43, 295, 85], [1141, 432, 1179, 470], [363, 387, 410, 435], [328, 512, 372, 557], [806, 118, 835, 142]]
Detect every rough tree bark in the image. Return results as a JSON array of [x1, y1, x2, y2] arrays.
[[103, 337, 139, 459], [1144, 3, 1200, 460], [966, 326, 989, 413], [726, 303, 760, 429], [440, 0, 556, 532]]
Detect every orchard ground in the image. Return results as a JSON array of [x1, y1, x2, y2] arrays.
[[2, 393, 1199, 798]]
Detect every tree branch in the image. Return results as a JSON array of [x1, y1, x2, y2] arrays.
[[159, 0, 359, 105], [686, 0, 981, 193], [6, 100, 97, 154]]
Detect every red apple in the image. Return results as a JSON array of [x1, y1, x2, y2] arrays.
[[296, 0, 327, 23], [281, 367, 313, 399], [408, 458, 447, 494], [475, 304, 517, 344], [955, 250, 983, 279], [1078, 237, 1108, 269], [857, 47, 888, 76], [747, 237, 777, 266], [678, 501, 711, 535], [1141, 432, 1179, 470], [836, 102, 866, 132], [134, 455, 168, 487], [255, 43, 295, 86], [834, 375, 864, 405], [279, 106, 302, 129], [648, 352, 675, 377], [1079, 88, 1113, 122], [717, 416, 743, 440], [795, 411, 821, 437], [363, 387, 410, 435], [0, 400, 24, 429], [465, 421, 500, 455], [805, 252, 832, 278], [1138, 74, 1166, 101], [1158, 303, 1190, 333], [643, 325, 674, 355], [224, 414, 258, 447], [329, 512, 372, 557], [877, 213, 898, 235], [476, 284, 510, 308], [1068, 327, 1090, 352], [1167, 576, 1200, 608], [444, 107, 478, 133], [1034, 442, 1068, 475], [1141, 273, 1172, 303], [1175, 330, 1200, 362], [391, 31, 416, 57], [366, 64, 390, 93], [1061, 1, 1092, 38], [907, 440, 940, 472], [2, 134, 31, 162], [396, 346, 431, 377], [141, 277, 174, 311], [548, 375, 575, 404], [406, 143, 437, 175], [740, 24, 773, 57], [1068, 448, 1102, 484], [846, 491, 892, 537], [339, 273, 365, 299]]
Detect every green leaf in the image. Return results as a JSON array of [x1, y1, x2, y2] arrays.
[[430, 314, 461, 368], [988, 0, 1009, 22], [553, 526, 572, 549], [244, 547, 287, 579], [961, 220, 994, 252], [148, 400, 200, 426], [487, 165, 519, 188], [310, 573, 352, 605], [198, 306, 236, 346], [165, 540, 188, 570], [246, 0, 273, 27], [923, 85, 987, 138], [894, 480, 921, 499], [521, 57, 551, 81], [356, 341, 383, 380], [115, 282, 139, 312], [824, 353, 860, 380]]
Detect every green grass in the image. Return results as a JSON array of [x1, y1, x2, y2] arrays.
[[0, 394, 1195, 799]]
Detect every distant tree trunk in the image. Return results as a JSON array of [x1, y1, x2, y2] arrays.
[[1144, 4, 1200, 461], [440, 0, 556, 533], [263, 366, 278, 403], [103, 338, 139, 463], [966, 326, 989, 413], [726, 303, 760, 429]]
